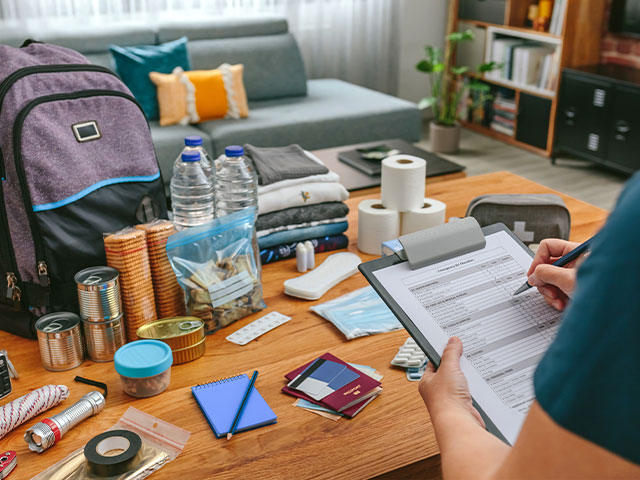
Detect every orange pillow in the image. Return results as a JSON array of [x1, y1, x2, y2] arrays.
[[149, 64, 249, 126]]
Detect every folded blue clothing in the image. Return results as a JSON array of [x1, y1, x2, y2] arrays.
[[257, 221, 349, 249]]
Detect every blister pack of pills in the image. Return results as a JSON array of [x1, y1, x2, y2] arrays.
[[391, 337, 428, 381], [226, 311, 291, 346]]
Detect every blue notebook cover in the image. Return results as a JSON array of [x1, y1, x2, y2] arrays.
[[192, 374, 277, 439]]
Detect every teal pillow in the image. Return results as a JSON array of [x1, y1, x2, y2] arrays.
[[109, 37, 191, 120]]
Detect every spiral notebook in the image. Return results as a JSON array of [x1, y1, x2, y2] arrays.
[[192, 374, 277, 438]]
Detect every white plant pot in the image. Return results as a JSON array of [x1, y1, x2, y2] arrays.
[[430, 121, 461, 154]]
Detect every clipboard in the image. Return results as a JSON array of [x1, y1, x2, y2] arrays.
[[359, 218, 537, 445]]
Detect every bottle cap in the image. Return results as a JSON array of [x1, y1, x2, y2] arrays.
[[184, 136, 203, 147], [224, 145, 244, 157], [181, 151, 201, 162]]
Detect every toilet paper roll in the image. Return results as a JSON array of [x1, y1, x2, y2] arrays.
[[381, 154, 427, 212], [357, 199, 401, 255], [400, 198, 446, 236]]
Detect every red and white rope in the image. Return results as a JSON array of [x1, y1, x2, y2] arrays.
[[0, 384, 69, 439]]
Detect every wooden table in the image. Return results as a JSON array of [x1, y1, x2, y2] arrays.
[[0, 172, 608, 479]]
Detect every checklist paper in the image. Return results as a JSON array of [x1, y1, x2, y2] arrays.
[[374, 230, 562, 444]]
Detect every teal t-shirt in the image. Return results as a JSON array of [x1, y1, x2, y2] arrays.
[[534, 173, 640, 465]]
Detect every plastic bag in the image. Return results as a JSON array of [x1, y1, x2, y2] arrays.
[[310, 286, 402, 340], [166, 209, 265, 333], [32, 407, 190, 480]]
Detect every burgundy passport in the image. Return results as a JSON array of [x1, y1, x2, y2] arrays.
[[283, 352, 381, 414]]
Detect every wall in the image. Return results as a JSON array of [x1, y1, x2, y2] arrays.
[[601, 0, 640, 68], [396, 0, 448, 106]]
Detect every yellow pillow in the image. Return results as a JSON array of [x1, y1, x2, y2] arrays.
[[149, 64, 249, 126]]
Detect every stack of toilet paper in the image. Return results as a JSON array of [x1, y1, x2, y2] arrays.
[[357, 155, 446, 255]]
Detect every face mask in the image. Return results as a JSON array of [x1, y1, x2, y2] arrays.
[[311, 286, 402, 340]]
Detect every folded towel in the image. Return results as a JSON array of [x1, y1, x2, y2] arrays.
[[257, 151, 340, 195], [257, 217, 348, 238], [258, 181, 349, 215], [258, 221, 349, 249], [256, 202, 349, 231], [260, 234, 349, 264], [245, 144, 329, 186]]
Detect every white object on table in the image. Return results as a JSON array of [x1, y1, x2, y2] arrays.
[[226, 311, 292, 346], [284, 252, 362, 300]]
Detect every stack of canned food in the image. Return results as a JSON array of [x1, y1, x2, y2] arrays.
[[137, 317, 205, 364], [75, 266, 126, 362]]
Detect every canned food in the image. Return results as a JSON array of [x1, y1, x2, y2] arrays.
[[35, 312, 84, 371], [136, 317, 204, 350], [75, 266, 122, 322], [83, 315, 126, 362], [171, 337, 206, 364]]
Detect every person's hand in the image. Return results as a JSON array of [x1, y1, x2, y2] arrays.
[[527, 239, 581, 311], [419, 337, 485, 428]]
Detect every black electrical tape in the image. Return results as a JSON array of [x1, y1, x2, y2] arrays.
[[84, 430, 142, 476]]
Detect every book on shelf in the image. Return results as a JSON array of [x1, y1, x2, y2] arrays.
[[549, 0, 567, 36], [490, 121, 515, 136], [512, 45, 554, 86]]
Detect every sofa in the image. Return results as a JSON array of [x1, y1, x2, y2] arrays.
[[0, 16, 421, 189]]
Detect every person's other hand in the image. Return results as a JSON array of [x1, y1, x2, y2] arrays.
[[527, 239, 580, 311], [419, 337, 484, 428]]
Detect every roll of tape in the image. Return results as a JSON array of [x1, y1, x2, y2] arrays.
[[357, 199, 401, 255], [84, 429, 142, 476], [381, 154, 427, 212], [400, 198, 447, 236]]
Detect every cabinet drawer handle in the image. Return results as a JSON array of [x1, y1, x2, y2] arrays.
[[616, 120, 630, 133]]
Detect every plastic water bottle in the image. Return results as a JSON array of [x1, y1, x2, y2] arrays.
[[177, 135, 214, 182], [170, 151, 215, 230], [215, 145, 258, 217]]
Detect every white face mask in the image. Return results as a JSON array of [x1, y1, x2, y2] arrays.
[[311, 286, 403, 340]]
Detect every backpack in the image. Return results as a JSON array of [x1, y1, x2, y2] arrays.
[[0, 41, 168, 338]]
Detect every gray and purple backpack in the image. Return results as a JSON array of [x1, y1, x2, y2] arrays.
[[0, 41, 167, 338]]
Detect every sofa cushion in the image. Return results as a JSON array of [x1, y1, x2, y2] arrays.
[[188, 33, 306, 101], [110, 36, 191, 120], [195, 79, 421, 156], [149, 122, 214, 190], [157, 16, 288, 42]]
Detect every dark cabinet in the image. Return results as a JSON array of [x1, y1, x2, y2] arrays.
[[553, 64, 640, 174], [517, 93, 551, 150]]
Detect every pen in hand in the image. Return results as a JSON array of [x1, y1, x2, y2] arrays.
[[513, 237, 594, 296]]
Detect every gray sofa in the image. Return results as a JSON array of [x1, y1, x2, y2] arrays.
[[0, 17, 421, 188]]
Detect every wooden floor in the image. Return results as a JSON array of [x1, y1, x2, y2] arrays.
[[418, 125, 629, 212]]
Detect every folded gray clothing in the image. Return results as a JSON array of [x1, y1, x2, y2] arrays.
[[244, 144, 329, 186], [256, 202, 350, 231]]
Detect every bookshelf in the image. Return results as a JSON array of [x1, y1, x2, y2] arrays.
[[454, 0, 607, 156]]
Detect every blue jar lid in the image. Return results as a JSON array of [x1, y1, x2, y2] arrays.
[[181, 151, 200, 162], [114, 340, 173, 378], [225, 145, 244, 157], [184, 135, 202, 147]]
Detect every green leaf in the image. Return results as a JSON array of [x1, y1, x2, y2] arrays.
[[447, 29, 474, 43], [451, 66, 469, 75], [418, 97, 438, 110], [416, 59, 433, 73], [469, 81, 491, 93], [478, 61, 500, 73], [432, 63, 445, 72], [425, 46, 441, 63]]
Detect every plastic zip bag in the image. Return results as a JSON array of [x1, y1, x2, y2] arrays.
[[310, 286, 402, 340], [166, 209, 265, 333], [32, 407, 190, 479]]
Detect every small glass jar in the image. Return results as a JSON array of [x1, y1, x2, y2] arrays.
[[114, 340, 173, 398]]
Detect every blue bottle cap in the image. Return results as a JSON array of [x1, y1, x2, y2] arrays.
[[114, 340, 173, 378], [181, 151, 201, 162], [184, 135, 203, 147], [224, 145, 244, 157]]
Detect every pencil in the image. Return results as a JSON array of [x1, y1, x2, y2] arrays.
[[227, 370, 259, 440], [513, 237, 594, 296]]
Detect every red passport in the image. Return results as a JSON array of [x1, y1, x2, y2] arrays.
[[283, 352, 381, 414]]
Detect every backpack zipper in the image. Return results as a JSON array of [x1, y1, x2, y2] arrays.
[[12, 89, 149, 289], [0, 180, 20, 302], [0, 64, 117, 181]]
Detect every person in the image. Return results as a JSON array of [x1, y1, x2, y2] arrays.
[[419, 174, 640, 479]]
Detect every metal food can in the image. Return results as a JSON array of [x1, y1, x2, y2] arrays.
[[75, 266, 122, 322], [136, 317, 204, 350], [171, 337, 206, 365], [82, 315, 126, 362], [35, 312, 84, 371]]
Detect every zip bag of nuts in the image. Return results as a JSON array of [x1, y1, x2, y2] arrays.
[[166, 208, 266, 333]]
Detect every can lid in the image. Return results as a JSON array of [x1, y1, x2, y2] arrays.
[[224, 145, 244, 157], [136, 317, 204, 340], [36, 312, 81, 333], [114, 340, 173, 378], [74, 266, 119, 285], [184, 135, 203, 147]]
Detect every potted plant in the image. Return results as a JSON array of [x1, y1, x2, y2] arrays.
[[416, 29, 497, 154]]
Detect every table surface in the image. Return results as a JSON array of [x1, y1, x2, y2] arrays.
[[0, 172, 608, 480], [311, 140, 467, 196]]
